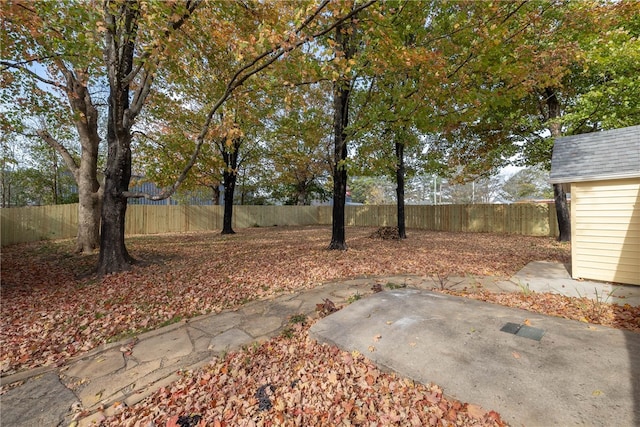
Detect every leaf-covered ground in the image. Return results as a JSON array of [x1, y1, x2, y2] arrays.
[[444, 290, 640, 332], [1, 226, 571, 375], [3, 226, 640, 426], [104, 320, 506, 427]]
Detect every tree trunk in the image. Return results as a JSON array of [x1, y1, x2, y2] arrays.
[[221, 138, 241, 235], [97, 99, 135, 274], [52, 151, 59, 205], [1, 163, 8, 208], [43, 64, 104, 253], [329, 84, 349, 250], [545, 87, 570, 242], [211, 184, 221, 205], [329, 19, 353, 251], [39, 122, 103, 253], [76, 187, 101, 254], [395, 140, 406, 239], [329, 137, 348, 250], [98, 181, 133, 275], [74, 160, 102, 254], [97, 3, 139, 274], [296, 182, 308, 206], [221, 170, 236, 234], [553, 183, 571, 241], [72, 80, 103, 253]]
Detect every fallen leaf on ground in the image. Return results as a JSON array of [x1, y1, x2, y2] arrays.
[[3, 226, 636, 427], [102, 323, 507, 426], [466, 403, 486, 419], [0, 227, 578, 375]]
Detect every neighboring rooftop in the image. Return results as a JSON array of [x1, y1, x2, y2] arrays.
[[549, 125, 640, 184]]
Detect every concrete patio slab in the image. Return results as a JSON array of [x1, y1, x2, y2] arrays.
[[310, 289, 640, 427]]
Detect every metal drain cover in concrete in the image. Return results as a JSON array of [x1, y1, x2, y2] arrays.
[[500, 322, 545, 341]]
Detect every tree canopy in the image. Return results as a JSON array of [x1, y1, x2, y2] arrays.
[[3, 0, 639, 270]]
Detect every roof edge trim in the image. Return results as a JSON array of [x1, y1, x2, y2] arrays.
[[549, 173, 640, 184]]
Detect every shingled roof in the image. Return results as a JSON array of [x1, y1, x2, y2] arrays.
[[549, 125, 640, 184]]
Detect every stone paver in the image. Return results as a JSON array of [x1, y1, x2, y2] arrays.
[[207, 328, 253, 353], [265, 299, 303, 317], [132, 328, 192, 363], [189, 311, 241, 334], [1, 265, 639, 427], [65, 353, 125, 380], [1, 373, 77, 427], [242, 315, 283, 337], [75, 359, 162, 408]]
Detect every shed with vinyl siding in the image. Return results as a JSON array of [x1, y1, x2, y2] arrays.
[[550, 125, 640, 286]]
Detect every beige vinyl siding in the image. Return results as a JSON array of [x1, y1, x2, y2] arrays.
[[571, 178, 640, 285]]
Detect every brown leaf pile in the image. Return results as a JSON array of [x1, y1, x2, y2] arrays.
[[369, 226, 401, 240], [0, 226, 571, 375], [104, 322, 506, 427]]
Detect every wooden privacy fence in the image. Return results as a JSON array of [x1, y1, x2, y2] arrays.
[[317, 204, 559, 236], [1, 203, 558, 246]]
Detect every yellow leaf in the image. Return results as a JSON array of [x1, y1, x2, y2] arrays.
[[274, 397, 285, 411]]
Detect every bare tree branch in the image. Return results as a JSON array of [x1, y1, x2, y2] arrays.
[[0, 54, 71, 71], [447, 52, 474, 79], [35, 129, 80, 180], [0, 60, 66, 90]]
